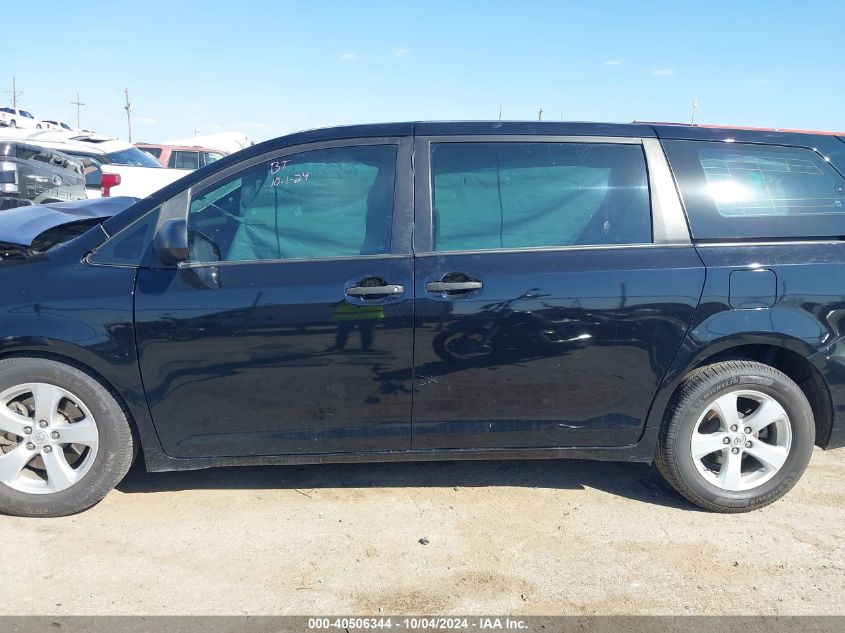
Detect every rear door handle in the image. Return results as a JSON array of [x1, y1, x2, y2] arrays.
[[425, 281, 483, 293], [345, 284, 405, 297]]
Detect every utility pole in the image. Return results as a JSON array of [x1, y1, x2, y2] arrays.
[[71, 93, 85, 129], [498, 103, 502, 121], [690, 97, 699, 126], [123, 88, 132, 143], [5, 77, 23, 108], [191, 124, 200, 137], [538, 107, 543, 121]]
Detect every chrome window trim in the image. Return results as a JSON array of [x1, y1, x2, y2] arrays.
[[693, 239, 845, 247], [178, 253, 409, 269]]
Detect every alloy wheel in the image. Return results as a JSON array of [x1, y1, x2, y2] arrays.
[[0, 383, 99, 494], [690, 389, 792, 492]]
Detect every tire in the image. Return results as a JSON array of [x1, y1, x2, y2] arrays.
[[656, 360, 814, 513], [0, 356, 135, 517], [36, 124, 42, 129], [9, 120, 16, 128]]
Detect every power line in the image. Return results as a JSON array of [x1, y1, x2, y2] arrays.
[[71, 93, 85, 129], [5, 77, 23, 109]]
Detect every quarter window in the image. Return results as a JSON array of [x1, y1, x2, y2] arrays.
[[663, 140, 845, 240], [187, 144, 396, 262], [430, 142, 651, 251]]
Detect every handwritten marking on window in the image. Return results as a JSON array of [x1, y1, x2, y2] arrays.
[[270, 159, 309, 186]]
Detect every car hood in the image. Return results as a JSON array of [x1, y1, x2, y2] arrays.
[[0, 197, 139, 246]]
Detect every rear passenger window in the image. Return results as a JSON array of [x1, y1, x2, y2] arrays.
[[429, 142, 651, 251], [663, 140, 845, 240], [169, 151, 200, 170]]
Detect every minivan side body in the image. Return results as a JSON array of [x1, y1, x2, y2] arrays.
[[0, 122, 845, 512]]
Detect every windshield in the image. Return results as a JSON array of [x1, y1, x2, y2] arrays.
[[21, 111, 34, 119], [99, 147, 162, 168]]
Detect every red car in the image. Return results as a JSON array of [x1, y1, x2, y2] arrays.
[[135, 143, 227, 169]]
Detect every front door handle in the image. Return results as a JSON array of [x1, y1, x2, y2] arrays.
[[425, 281, 483, 293], [345, 284, 405, 297]]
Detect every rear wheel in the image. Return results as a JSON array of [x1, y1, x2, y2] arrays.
[[0, 357, 135, 517], [656, 360, 814, 512], [9, 120, 16, 128]]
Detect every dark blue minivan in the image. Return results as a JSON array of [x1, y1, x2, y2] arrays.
[[0, 121, 844, 516]]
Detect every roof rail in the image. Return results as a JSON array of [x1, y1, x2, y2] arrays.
[[634, 121, 845, 136]]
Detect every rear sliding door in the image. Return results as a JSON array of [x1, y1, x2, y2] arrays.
[[411, 135, 705, 449]]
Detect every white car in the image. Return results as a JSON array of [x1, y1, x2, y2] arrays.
[[42, 120, 76, 132], [0, 107, 43, 129], [0, 129, 191, 198]]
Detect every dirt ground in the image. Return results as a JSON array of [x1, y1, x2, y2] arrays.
[[2, 447, 843, 616]]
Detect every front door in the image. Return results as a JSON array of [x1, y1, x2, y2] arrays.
[[135, 139, 415, 458], [412, 136, 705, 449]]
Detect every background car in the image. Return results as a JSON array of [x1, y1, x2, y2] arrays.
[[0, 129, 191, 198], [0, 196, 137, 259], [0, 107, 43, 129], [0, 140, 85, 210], [42, 120, 75, 132], [135, 143, 228, 169]]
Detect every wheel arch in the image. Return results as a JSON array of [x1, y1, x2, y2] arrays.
[[645, 335, 833, 449], [0, 339, 162, 466]]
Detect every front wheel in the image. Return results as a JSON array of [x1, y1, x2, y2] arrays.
[[656, 360, 815, 512], [0, 356, 135, 517]]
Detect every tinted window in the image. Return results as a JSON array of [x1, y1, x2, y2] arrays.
[[0, 108, 12, 114], [14, 145, 38, 161], [89, 207, 160, 266], [664, 140, 845, 240], [187, 144, 396, 262], [100, 147, 161, 168], [169, 151, 200, 170], [74, 156, 103, 188], [430, 142, 650, 251], [202, 152, 224, 167], [141, 147, 162, 159]]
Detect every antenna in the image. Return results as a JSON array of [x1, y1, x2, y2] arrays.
[[71, 93, 85, 129], [5, 77, 23, 109], [123, 88, 133, 142]]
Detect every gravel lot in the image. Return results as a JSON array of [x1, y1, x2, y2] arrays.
[[3, 447, 844, 615]]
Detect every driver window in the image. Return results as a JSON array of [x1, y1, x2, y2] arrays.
[[187, 144, 397, 263]]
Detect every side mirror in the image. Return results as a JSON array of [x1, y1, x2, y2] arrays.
[[154, 218, 189, 266]]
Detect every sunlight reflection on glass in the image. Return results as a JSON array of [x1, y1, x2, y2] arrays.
[[706, 180, 750, 203]]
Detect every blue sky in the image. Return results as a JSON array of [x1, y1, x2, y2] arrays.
[[7, 0, 845, 143]]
